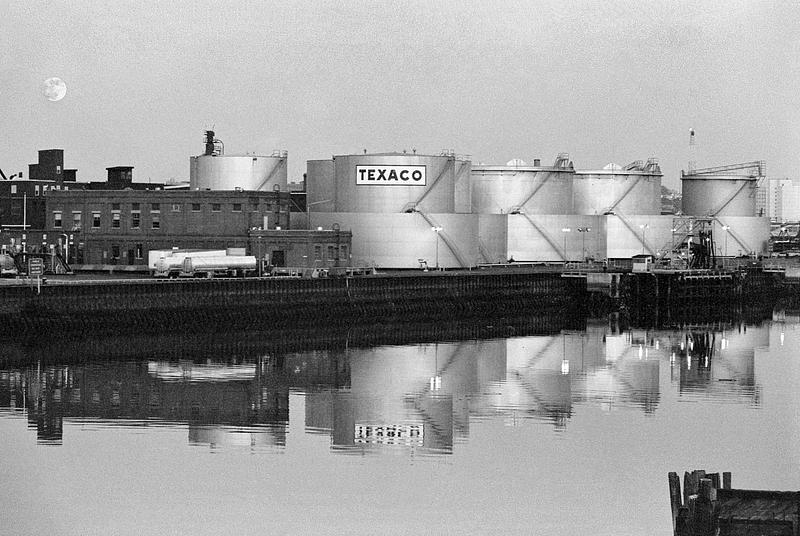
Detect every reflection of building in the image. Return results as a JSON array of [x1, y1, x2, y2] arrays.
[[0, 360, 290, 445]]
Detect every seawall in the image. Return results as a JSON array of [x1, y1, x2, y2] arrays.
[[0, 271, 589, 334]]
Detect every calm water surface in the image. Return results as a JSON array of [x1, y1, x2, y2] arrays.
[[1, 317, 798, 535]]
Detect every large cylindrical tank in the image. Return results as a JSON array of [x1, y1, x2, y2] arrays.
[[573, 161, 662, 215], [308, 153, 466, 213], [681, 174, 757, 217], [470, 164, 574, 214], [306, 159, 335, 211], [189, 154, 287, 191]]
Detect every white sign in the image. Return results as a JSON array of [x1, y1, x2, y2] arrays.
[[356, 165, 426, 186]]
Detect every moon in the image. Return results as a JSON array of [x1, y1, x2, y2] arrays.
[[42, 77, 67, 102]]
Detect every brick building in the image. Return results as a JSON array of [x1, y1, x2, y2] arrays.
[[46, 189, 292, 267]]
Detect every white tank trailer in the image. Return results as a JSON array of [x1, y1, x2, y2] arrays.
[[189, 130, 287, 191], [178, 255, 257, 278], [152, 249, 255, 277]]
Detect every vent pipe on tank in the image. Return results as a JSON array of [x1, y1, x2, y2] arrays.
[[204, 130, 224, 156]]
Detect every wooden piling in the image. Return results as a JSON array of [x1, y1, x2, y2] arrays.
[[669, 471, 682, 534], [670, 470, 798, 536]]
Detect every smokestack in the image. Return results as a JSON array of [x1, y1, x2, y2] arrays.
[[205, 130, 215, 156]]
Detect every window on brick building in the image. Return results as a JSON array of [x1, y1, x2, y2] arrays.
[[53, 212, 62, 228]]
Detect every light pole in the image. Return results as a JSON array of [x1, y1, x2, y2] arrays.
[[639, 223, 649, 255], [431, 226, 443, 270], [577, 227, 590, 262], [722, 225, 730, 259], [561, 227, 571, 263], [60, 233, 69, 264]]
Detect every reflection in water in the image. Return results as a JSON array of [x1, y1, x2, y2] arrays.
[[0, 317, 770, 451]]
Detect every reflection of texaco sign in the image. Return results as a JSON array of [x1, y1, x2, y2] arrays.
[[42, 77, 67, 102], [354, 424, 424, 445]]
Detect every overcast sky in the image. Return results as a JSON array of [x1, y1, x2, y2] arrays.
[[1, 0, 798, 189]]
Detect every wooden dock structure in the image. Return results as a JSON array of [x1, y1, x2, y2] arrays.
[[669, 470, 799, 535]]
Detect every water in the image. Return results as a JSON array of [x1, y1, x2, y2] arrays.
[[1, 316, 798, 535]]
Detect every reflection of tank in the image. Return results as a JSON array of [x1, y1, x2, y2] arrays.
[[669, 328, 759, 402], [331, 392, 453, 452], [188, 426, 286, 448]]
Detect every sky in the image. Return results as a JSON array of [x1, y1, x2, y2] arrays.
[[1, 0, 798, 189]]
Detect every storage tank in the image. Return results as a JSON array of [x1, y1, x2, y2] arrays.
[[190, 153, 288, 191], [307, 152, 468, 213], [471, 154, 575, 215], [573, 159, 662, 216], [681, 174, 758, 217], [306, 159, 336, 212]]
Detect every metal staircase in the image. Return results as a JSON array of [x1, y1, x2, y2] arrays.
[[412, 209, 470, 268]]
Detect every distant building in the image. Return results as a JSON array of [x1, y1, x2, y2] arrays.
[[28, 149, 77, 183], [766, 178, 800, 222]]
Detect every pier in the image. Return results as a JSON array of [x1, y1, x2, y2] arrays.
[[669, 470, 799, 535]]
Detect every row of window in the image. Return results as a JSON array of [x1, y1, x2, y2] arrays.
[[53, 207, 282, 230], [99, 202, 283, 213], [314, 244, 349, 260], [8, 183, 71, 196]]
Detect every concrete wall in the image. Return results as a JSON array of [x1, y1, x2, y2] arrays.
[[309, 212, 481, 269], [477, 214, 508, 263], [604, 215, 675, 259], [712, 216, 771, 256], [507, 215, 605, 262]]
